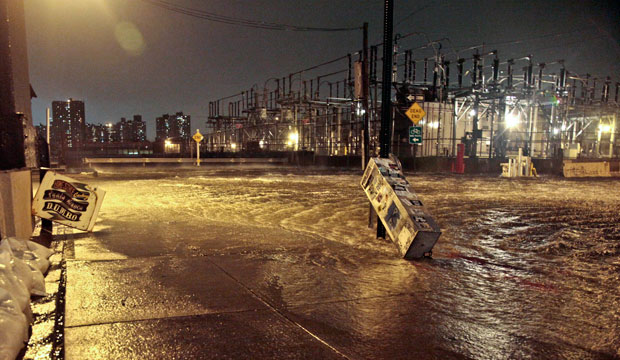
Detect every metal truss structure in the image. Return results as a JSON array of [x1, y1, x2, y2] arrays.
[[206, 40, 619, 161]]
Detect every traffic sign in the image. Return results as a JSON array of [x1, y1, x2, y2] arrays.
[[192, 129, 203, 143], [405, 102, 426, 124], [409, 126, 422, 144]]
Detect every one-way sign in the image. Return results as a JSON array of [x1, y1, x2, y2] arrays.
[[409, 126, 423, 144]]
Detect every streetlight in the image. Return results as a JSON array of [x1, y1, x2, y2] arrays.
[[506, 111, 520, 129], [288, 131, 299, 150]]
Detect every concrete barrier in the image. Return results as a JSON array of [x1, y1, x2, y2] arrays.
[[563, 160, 620, 178], [0, 170, 32, 239]]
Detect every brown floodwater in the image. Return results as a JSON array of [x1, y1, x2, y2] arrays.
[[72, 166, 620, 358]]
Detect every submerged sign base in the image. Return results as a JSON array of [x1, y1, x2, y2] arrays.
[[361, 157, 441, 259], [32, 172, 105, 232]]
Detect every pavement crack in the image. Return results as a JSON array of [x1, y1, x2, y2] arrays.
[[64, 308, 264, 329], [206, 258, 352, 360]]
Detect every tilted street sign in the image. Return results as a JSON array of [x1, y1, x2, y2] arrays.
[[361, 157, 441, 258], [32, 172, 105, 232]]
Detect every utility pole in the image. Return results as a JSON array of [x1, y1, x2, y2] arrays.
[[362, 22, 370, 169], [377, 0, 394, 239], [362, 22, 376, 229]]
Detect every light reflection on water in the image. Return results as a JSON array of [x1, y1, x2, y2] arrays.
[[85, 166, 620, 358]]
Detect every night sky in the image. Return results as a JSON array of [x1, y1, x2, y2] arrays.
[[24, 0, 620, 140]]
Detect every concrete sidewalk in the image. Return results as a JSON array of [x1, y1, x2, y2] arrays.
[[63, 255, 347, 359], [59, 223, 456, 360]]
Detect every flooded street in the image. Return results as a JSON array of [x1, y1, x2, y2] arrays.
[[64, 166, 620, 359]]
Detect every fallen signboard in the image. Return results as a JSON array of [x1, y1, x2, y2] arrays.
[[361, 157, 441, 258], [32, 172, 105, 232]]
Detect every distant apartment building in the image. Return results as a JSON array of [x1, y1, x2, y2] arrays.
[[86, 115, 146, 144], [133, 115, 147, 142], [86, 123, 112, 143], [50, 98, 85, 160], [111, 117, 129, 142], [111, 115, 147, 142], [155, 112, 191, 141], [35, 124, 47, 141]]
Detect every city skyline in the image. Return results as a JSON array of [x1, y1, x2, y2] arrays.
[[42, 98, 191, 142]]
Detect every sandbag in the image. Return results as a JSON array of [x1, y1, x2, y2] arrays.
[[0, 242, 45, 297], [0, 252, 30, 314], [1, 238, 50, 274], [0, 287, 28, 360], [5, 238, 53, 260]]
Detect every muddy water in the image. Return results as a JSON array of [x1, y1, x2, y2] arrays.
[[85, 166, 620, 358]]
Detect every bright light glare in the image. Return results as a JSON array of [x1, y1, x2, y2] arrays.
[[230, 142, 237, 150], [506, 112, 520, 129], [164, 139, 171, 145], [599, 124, 611, 133], [356, 103, 366, 116], [553, 128, 560, 135], [469, 109, 477, 116], [259, 139, 265, 149], [115, 22, 146, 56], [428, 121, 439, 129], [288, 132, 299, 143]]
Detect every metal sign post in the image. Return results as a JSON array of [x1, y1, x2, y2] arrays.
[[193, 129, 203, 166]]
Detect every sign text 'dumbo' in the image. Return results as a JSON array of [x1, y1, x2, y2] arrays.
[[32, 172, 105, 232]]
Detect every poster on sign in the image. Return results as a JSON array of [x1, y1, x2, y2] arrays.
[[360, 156, 441, 259], [32, 172, 105, 232]]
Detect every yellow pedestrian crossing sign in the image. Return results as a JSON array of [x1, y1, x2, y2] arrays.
[[405, 102, 426, 124], [192, 129, 203, 143]]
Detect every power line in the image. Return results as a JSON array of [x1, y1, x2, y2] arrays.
[[454, 27, 597, 54], [395, 2, 434, 27], [138, 0, 361, 32]]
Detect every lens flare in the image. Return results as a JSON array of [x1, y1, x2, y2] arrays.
[[114, 22, 146, 56]]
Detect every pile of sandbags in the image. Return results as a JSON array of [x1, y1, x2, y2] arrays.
[[0, 237, 53, 360]]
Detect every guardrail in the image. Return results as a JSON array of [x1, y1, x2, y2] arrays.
[[83, 157, 288, 165]]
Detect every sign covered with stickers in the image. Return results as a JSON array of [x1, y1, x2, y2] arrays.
[[361, 157, 441, 258], [32, 172, 106, 232]]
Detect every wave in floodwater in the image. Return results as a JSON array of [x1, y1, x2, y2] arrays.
[[77, 167, 620, 357]]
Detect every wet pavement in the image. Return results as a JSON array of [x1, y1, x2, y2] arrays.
[[61, 166, 620, 359]]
